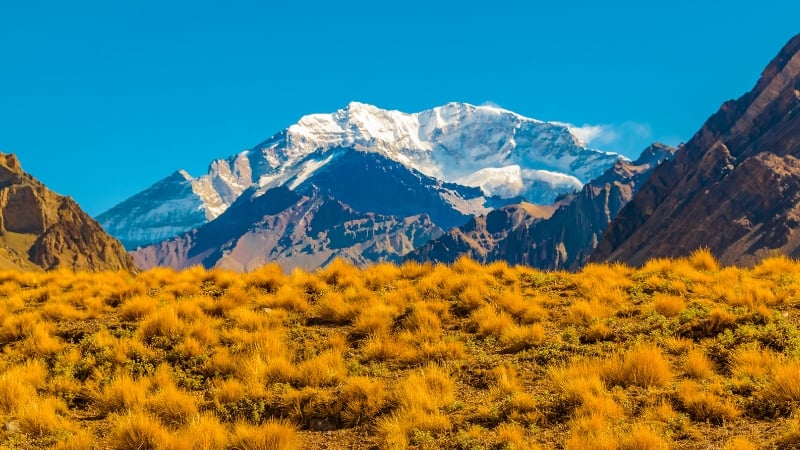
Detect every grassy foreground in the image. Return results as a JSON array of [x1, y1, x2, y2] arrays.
[[0, 251, 800, 449]]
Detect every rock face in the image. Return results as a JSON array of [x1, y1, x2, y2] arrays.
[[593, 33, 800, 266], [405, 203, 558, 264], [0, 153, 137, 272], [99, 102, 623, 249], [407, 144, 675, 269]]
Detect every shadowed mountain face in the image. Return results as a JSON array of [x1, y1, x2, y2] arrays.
[[0, 153, 137, 272], [407, 144, 675, 270], [403, 203, 558, 265], [130, 150, 482, 271], [593, 33, 800, 267]]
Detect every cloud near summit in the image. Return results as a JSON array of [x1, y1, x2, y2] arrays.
[[559, 121, 655, 157]]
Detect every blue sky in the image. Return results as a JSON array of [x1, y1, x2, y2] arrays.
[[1, 1, 798, 215]]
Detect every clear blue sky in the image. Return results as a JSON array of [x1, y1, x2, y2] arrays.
[[1, 1, 798, 215]]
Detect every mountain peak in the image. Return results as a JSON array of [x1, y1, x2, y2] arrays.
[[0, 153, 22, 174], [0, 153, 24, 186], [752, 33, 800, 98]]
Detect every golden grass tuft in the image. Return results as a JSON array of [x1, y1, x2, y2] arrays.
[[676, 380, 740, 423], [120, 295, 160, 321], [618, 424, 669, 450], [180, 414, 229, 450], [138, 307, 185, 344], [500, 323, 545, 352], [230, 420, 299, 450], [605, 345, 672, 388], [110, 411, 172, 450], [95, 374, 149, 415], [0, 360, 48, 414], [685, 348, 715, 379], [688, 247, 720, 272], [496, 422, 528, 449], [723, 437, 758, 450], [762, 360, 800, 404], [296, 349, 347, 387], [470, 305, 515, 338], [145, 384, 199, 428], [17, 396, 73, 438], [340, 376, 388, 427], [567, 299, 613, 326], [652, 294, 686, 317]]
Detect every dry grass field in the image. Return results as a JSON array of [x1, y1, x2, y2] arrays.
[[0, 250, 799, 449]]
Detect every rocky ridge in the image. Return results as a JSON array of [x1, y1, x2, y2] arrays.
[[0, 153, 137, 272], [593, 33, 800, 266]]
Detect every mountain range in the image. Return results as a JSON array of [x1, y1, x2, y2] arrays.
[[97, 102, 622, 251], [98, 102, 632, 271]]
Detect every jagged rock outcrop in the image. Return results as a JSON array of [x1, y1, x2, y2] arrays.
[[405, 203, 557, 264], [0, 153, 137, 271], [593, 33, 800, 266], [407, 144, 675, 269]]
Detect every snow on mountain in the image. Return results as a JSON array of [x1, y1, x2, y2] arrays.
[[251, 101, 621, 194], [98, 154, 252, 249], [99, 102, 623, 249]]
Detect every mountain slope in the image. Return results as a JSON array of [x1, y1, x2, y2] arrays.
[[99, 102, 622, 249], [593, 33, 800, 266], [404, 203, 558, 264], [495, 143, 675, 270], [131, 150, 489, 271], [97, 153, 252, 249], [0, 153, 137, 272], [407, 144, 675, 269]]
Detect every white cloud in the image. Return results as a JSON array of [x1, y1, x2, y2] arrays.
[[479, 100, 503, 109], [558, 121, 657, 157], [565, 124, 614, 146]]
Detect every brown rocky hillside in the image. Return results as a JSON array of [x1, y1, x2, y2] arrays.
[[0, 153, 137, 271], [594, 33, 800, 266]]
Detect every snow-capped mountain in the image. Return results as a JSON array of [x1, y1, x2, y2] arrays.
[[98, 102, 624, 249]]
